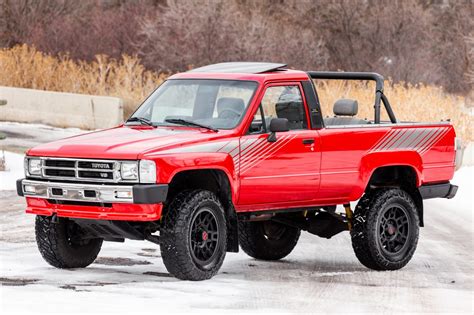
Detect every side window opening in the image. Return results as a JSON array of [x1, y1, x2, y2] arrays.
[[248, 85, 308, 134]]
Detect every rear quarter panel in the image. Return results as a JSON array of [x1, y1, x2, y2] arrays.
[[318, 123, 455, 203]]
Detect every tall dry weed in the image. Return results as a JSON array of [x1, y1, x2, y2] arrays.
[[1, 45, 472, 141]]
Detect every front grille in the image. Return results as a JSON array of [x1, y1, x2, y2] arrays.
[[44, 168, 76, 177], [37, 158, 124, 183], [78, 170, 114, 179], [44, 160, 75, 168]]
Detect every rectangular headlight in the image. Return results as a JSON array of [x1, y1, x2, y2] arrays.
[[26, 158, 42, 176], [120, 161, 139, 180], [139, 160, 156, 183]]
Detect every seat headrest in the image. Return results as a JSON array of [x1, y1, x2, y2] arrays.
[[276, 93, 304, 121], [333, 99, 358, 116], [217, 97, 245, 117]]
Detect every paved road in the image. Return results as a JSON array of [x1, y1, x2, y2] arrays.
[[1, 174, 472, 314]]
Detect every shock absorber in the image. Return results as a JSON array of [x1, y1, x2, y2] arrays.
[[344, 203, 353, 230]]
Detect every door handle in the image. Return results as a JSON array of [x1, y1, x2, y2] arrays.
[[302, 139, 315, 145]]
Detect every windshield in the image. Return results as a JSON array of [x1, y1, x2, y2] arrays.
[[130, 79, 258, 129]]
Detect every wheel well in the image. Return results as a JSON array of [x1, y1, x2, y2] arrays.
[[367, 166, 424, 226], [166, 169, 239, 252]]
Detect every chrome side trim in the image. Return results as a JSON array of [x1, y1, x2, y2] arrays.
[[20, 179, 134, 203]]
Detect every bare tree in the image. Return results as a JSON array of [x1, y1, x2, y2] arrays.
[[0, 0, 87, 47]]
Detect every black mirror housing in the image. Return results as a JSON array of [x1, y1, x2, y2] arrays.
[[269, 118, 289, 133], [268, 118, 289, 142]]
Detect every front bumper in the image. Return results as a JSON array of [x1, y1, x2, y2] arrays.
[[17, 179, 168, 204], [17, 179, 168, 221]]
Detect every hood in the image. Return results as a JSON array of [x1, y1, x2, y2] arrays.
[[27, 126, 229, 159]]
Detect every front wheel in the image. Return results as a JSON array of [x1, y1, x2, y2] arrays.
[[35, 215, 103, 268], [351, 188, 419, 270], [160, 190, 227, 280]]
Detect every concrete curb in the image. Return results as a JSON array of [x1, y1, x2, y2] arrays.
[[0, 86, 123, 130]]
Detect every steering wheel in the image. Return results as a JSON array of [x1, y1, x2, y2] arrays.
[[218, 108, 242, 119]]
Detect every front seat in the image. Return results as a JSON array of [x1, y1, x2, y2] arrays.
[[324, 99, 368, 126], [275, 94, 307, 130], [217, 97, 245, 119]]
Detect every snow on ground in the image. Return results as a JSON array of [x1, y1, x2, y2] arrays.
[[0, 151, 24, 190], [0, 166, 472, 313], [0, 122, 472, 314], [0, 121, 85, 153]]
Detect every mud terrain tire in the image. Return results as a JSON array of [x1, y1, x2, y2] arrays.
[[160, 190, 227, 280], [35, 215, 103, 268], [351, 188, 419, 270]]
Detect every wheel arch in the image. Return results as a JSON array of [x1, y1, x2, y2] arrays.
[[365, 165, 424, 227], [166, 168, 239, 252]]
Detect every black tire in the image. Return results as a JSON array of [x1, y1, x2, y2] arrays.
[[238, 220, 300, 260], [35, 215, 103, 268], [351, 188, 419, 270], [160, 190, 227, 281]]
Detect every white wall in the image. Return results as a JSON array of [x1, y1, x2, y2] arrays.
[[0, 86, 123, 130]]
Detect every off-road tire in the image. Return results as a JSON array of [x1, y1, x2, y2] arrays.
[[35, 215, 103, 268], [238, 220, 301, 260], [160, 190, 227, 281], [351, 188, 419, 270]]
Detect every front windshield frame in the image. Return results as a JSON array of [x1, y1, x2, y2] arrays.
[[128, 78, 260, 130]]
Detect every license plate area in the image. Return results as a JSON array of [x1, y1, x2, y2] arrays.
[[84, 190, 97, 198], [51, 188, 64, 196]]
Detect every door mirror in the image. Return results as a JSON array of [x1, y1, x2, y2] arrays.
[[268, 118, 289, 142]]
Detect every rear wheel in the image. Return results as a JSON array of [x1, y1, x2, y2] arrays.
[[351, 188, 419, 270], [35, 215, 103, 268], [238, 220, 300, 260], [160, 190, 227, 280]]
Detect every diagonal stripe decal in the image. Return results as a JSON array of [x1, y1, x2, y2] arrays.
[[369, 126, 450, 155]]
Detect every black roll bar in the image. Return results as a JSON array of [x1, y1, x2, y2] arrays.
[[307, 71, 397, 124]]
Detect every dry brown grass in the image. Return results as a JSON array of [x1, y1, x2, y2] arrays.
[[316, 80, 473, 142], [1, 45, 472, 141], [0, 45, 167, 117]]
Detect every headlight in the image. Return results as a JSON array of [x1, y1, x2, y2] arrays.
[[26, 158, 42, 176], [139, 160, 156, 183], [120, 161, 138, 180]]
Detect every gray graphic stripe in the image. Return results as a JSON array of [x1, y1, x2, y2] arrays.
[[241, 138, 266, 157], [370, 129, 396, 151], [380, 128, 407, 151], [240, 138, 268, 162], [240, 135, 295, 174], [413, 128, 439, 152], [419, 127, 450, 155], [387, 128, 417, 150], [397, 128, 425, 150], [404, 128, 430, 150], [240, 135, 294, 172], [415, 128, 443, 153]]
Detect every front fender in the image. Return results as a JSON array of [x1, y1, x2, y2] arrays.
[[153, 152, 238, 203]]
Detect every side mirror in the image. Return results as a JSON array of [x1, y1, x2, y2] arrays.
[[0, 99, 7, 106], [268, 118, 289, 142]]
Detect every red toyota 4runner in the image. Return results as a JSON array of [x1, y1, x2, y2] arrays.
[[17, 63, 461, 280]]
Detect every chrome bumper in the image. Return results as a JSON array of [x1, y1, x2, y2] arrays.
[[17, 179, 168, 204]]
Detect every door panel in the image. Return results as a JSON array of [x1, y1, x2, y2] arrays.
[[238, 131, 320, 205], [237, 82, 321, 206]]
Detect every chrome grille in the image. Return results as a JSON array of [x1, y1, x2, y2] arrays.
[[31, 158, 130, 183]]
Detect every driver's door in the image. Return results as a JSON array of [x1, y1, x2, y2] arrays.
[[237, 82, 321, 206]]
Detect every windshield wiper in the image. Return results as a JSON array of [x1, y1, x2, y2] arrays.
[[165, 118, 218, 132], [126, 116, 154, 126]]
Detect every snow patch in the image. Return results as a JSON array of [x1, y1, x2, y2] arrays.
[[0, 151, 24, 190]]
